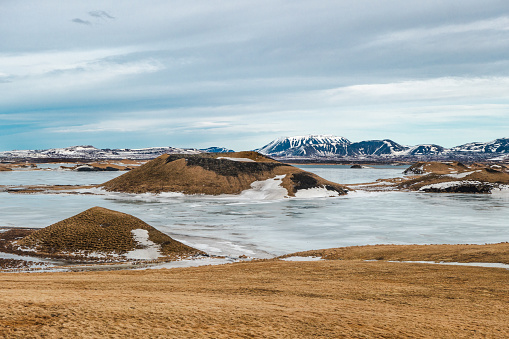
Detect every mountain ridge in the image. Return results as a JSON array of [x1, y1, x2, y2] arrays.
[[256, 135, 509, 161], [0, 136, 508, 162], [0, 145, 235, 160]]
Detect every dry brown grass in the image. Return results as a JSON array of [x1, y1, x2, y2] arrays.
[[404, 161, 469, 175], [16, 207, 201, 260], [280, 243, 509, 264], [0, 260, 508, 338], [101, 152, 348, 196]]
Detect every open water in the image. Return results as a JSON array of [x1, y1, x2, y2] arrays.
[[1, 165, 508, 258]]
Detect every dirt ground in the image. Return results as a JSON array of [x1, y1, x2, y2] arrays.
[[1, 260, 508, 338]]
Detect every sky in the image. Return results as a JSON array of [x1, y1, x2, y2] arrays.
[[1, 0, 509, 151]]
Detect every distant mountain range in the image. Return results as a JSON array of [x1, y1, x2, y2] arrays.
[[256, 135, 509, 162], [0, 145, 234, 161], [1, 136, 508, 162]]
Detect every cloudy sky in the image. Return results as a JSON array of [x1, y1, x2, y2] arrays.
[[1, 0, 509, 151]]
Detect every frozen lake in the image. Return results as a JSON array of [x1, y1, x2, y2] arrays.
[[1, 165, 508, 258]]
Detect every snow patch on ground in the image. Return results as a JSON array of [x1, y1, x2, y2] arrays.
[[145, 256, 240, 270], [183, 243, 223, 255], [0, 251, 56, 263], [217, 157, 256, 162], [238, 175, 288, 200], [492, 185, 509, 196], [295, 187, 340, 198], [445, 170, 480, 179], [125, 229, 162, 260], [281, 256, 324, 262]]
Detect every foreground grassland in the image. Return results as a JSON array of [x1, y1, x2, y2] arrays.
[[1, 260, 508, 338]]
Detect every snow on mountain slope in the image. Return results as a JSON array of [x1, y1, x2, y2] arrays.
[[256, 135, 350, 157], [0, 146, 207, 160], [451, 138, 509, 153], [404, 144, 445, 156], [347, 140, 407, 156], [257, 136, 409, 157], [200, 147, 235, 153], [257, 135, 509, 160]]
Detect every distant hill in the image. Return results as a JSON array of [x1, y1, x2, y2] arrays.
[[0, 145, 234, 161], [100, 151, 348, 197], [256, 135, 509, 162]]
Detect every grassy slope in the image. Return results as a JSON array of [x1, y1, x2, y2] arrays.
[[16, 207, 201, 259], [280, 243, 509, 264], [101, 152, 348, 196], [0, 260, 508, 338]]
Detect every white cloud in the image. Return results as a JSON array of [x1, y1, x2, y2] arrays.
[[320, 77, 509, 103], [0, 48, 138, 76], [373, 16, 509, 45]]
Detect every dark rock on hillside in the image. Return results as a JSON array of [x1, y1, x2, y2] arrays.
[[419, 182, 493, 194]]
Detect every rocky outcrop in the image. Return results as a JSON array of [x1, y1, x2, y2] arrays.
[[403, 161, 468, 175], [398, 162, 509, 193]]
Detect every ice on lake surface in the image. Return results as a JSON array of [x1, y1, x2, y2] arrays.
[[1, 165, 508, 258]]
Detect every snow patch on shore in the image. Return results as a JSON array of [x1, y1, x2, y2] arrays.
[[281, 256, 324, 262], [295, 187, 340, 198], [146, 256, 240, 270], [238, 175, 288, 200], [125, 229, 162, 260], [492, 185, 509, 196]]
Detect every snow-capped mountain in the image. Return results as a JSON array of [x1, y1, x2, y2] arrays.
[[347, 140, 407, 156], [256, 136, 408, 158], [405, 144, 445, 156], [0, 145, 233, 160], [256, 135, 509, 161], [256, 135, 350, 157], [199, 147, 234, 153], [451, 138, 509, 153]]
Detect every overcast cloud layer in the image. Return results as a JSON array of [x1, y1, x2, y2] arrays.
[[1, 0, 509, 151]]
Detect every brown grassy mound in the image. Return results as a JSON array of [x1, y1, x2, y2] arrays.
[[1, 260, 508, 338], [403, 161, 469, 174], [16, 207, 202, 260], [100, 151, 348, 196], [280, 242, 509, 264]]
